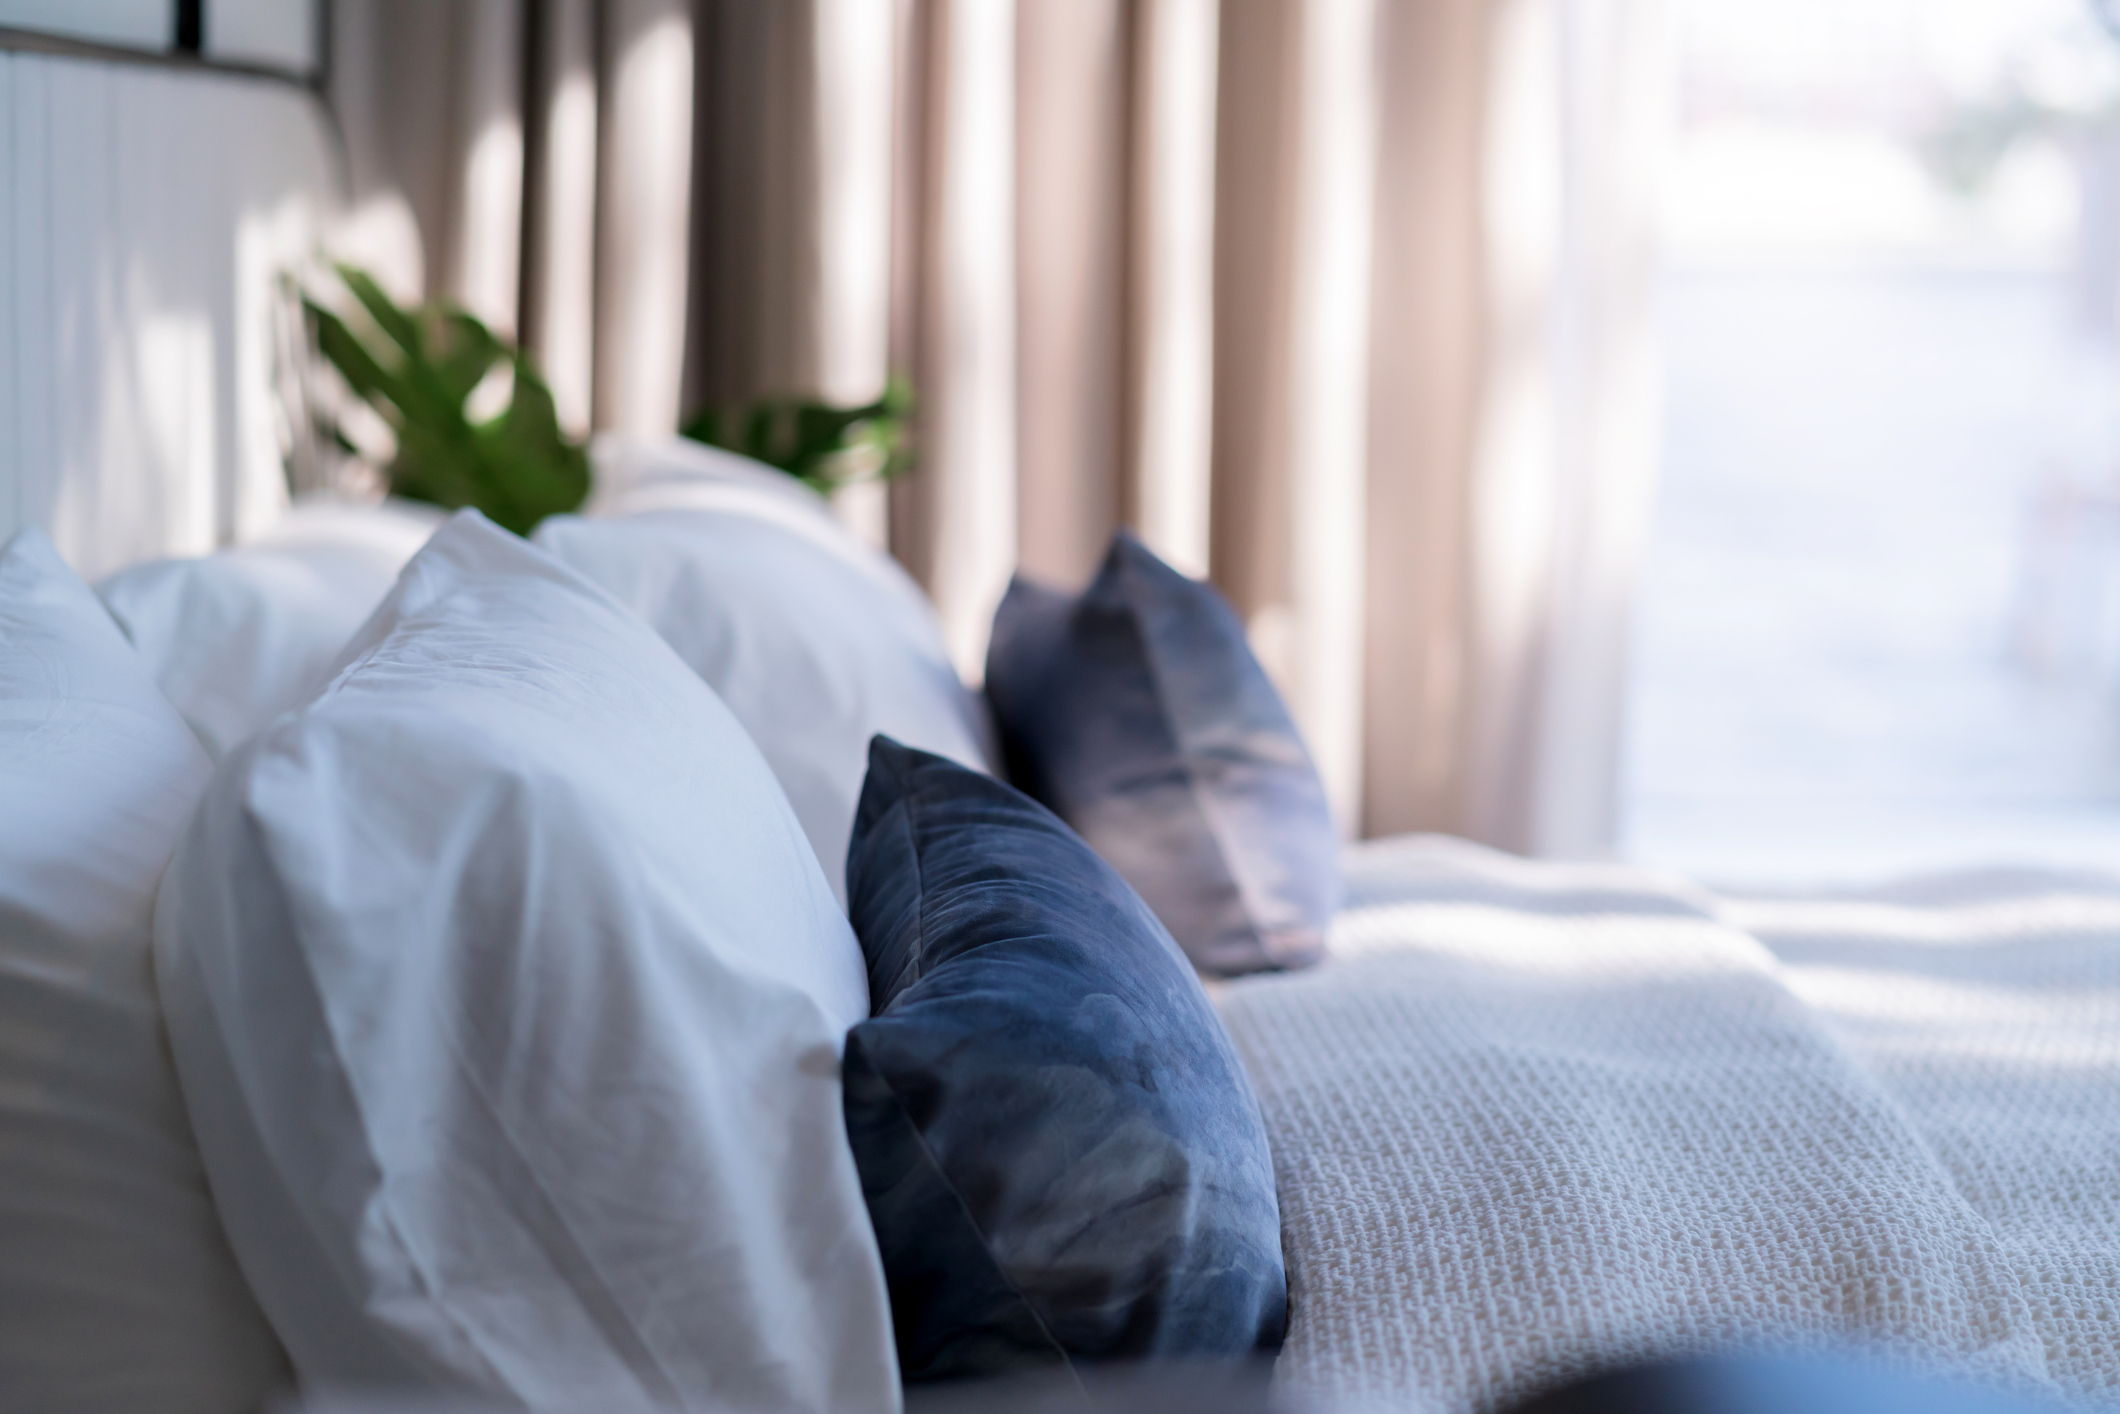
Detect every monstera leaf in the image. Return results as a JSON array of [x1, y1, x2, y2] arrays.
[[683, 378, 913, 493], [305, 265, 588, 536]]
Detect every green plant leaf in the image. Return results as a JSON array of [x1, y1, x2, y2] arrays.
[[428, 309, 509, 405], [336, 264, 424, 360], [680, 376, 916, 493], [303, 264, 590, 536], [305, 300, 395, 403], [479, 357, 591, 536]]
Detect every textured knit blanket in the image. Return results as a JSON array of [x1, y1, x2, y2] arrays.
[[1213, 837, 2120, 1413]]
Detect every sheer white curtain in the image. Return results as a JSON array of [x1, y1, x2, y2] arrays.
[[325, 0, 1667, 857], [1362, 0, 1668, 854]]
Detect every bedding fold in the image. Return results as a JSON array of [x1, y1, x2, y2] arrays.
[[1721, 873, 2120, 1409], [1215, 837, 2103, 1413]]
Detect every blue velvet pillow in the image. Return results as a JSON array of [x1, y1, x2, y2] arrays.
[[841, 737, 1287, 1384], [984, 531, 1338, 977]]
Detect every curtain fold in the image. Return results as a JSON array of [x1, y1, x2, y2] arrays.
[[1361, 0, 1668, 853], [1362, 0, 1488, 843], [324, 0, 1666, 857], [1123, 0, 1220, 581], [1211, 0, 1379, 833], [889, 0, 1019, 677], [1012, 0, 1128, 589], [519, 0, 600, 436], [592, 0, 694, 439]]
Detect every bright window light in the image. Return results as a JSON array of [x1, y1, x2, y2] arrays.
[[1623, 0, 2120, 884]]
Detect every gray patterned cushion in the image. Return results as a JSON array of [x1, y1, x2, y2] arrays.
[[841, 737, 1287, 1382], [983, 532, 1337, 976]]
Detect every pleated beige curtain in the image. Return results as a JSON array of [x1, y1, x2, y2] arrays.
[[322, 0, 1666, 859], [327, 0, 694, 439], [1362, 0, 1668, 856]]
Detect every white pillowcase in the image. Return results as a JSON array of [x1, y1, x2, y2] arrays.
[[0, 528, 289, 1413], [155, 510, 897, 1412], [97, 497, 443, 760], [539, 436, 996, 902]]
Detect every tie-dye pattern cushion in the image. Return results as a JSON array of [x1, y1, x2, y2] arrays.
[[841, 737, 1287, 1383], [983, 531, 1337, 977]]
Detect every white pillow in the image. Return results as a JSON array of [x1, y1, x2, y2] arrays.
[[154, 511, 898, 1412], [0, 528, 289, 1413], [97, 497, 443, 760], [585, 429, 842, 521], [539, 436, 996, 902]]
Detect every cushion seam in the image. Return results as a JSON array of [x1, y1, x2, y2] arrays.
[[858, 1040, 1082, 1386], [894, 792, 929, 1000], [1115, 551, 1272, 961]]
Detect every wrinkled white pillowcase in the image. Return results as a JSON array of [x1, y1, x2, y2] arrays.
[[540, 436, 996, 902], [155, 511, 898, 1412], [97, 497, 443, 759], [0, 528, 289, 1414]]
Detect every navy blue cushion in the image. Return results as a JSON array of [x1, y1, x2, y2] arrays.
[[984, 531, 1338, 977], [842, 737, 1287, 1384]]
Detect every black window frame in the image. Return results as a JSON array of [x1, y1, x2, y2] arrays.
[[0, 0, 330, 92]]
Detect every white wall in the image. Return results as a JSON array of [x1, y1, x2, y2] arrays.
[[0, 50, 339, 576]]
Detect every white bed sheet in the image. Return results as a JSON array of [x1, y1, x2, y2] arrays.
[[1215, 836, 2120, 1413]]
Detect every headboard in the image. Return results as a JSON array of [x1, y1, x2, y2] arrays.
[[1, 34, 341, 578]]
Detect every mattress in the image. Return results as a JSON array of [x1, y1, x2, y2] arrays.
[[1215, 836, 2120, 1413]]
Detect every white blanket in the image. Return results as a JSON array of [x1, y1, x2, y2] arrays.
[[1214, 837, 2120, 1413], [1723, 874, 2120, 1408]]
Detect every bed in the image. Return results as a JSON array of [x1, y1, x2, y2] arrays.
[[1220, 837, 2120, 1411], [3, 29, 2116, 1414]]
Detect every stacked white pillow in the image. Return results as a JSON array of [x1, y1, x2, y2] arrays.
[[97, 498, 443, 760], [0, 528, 289, 1413], [155, 511, 900, 1411], [539, 436, 996, 902]]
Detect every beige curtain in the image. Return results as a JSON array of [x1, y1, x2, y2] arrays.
[[324, 0, 1667, 858], [1362, 0, 1668, 854]]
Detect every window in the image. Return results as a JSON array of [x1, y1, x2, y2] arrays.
[[1624, 0, 2120, 882], [0, 0, 318, 80]]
